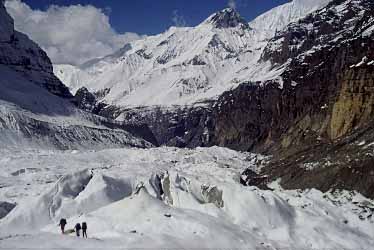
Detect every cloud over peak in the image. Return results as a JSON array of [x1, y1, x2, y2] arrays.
[[5, 0, 144, 65]]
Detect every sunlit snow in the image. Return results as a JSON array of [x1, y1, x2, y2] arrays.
[[0, 147, 373, 249]]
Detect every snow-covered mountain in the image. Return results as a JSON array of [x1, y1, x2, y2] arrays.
[[54, 0, 331, 107], [55, 8, 266, 107], [250, 0, 331, 41], [0, 3, 151, 149]]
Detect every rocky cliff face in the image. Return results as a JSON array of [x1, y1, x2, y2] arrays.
[[0, 3, 14, 42], [261, 62, 374, 199], [117, 105, 214, 148], [330, 65, 374, 139], [206, 8, 250, 29], [261, 0, 372, 65], [0, 3, 71, 98], [224, 0, 374, 196], [211, 0, 374, 153], [0, 2, 153, 150]]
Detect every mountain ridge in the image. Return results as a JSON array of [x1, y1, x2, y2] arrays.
[[54, 0, 330, 107], [0, 2, 153, 149]]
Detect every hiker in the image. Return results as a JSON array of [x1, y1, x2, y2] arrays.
[[59, 218, 67, 234], [75, 223, 82, 237], [82, 222, 87, 238]]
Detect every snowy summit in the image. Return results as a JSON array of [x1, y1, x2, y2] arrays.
[[205, 8, 250, 29]]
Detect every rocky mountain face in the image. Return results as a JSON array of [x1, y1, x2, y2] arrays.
[[115, 105, 214, 148], [207, 7, 250, 29], [0, 2, 152, 150], [218, 0, 374, 197], [0, 4, 71, 98], [213, 0, 374, 151]]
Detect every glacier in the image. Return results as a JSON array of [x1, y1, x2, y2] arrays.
[[0, 147, 373, 249]]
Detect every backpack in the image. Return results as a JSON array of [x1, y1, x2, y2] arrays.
[[75, 223, 81, 230], [60, 218, 67, 225], [82, 222, 87, 230]]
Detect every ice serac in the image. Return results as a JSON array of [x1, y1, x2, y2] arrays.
[[1, 149, 373, 250], [0, 169, 135, 233]]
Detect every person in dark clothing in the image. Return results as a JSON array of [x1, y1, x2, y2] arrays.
[[82, 222, 87, 238], [59, 218, 67, 234], [75, 223, 81, 237]]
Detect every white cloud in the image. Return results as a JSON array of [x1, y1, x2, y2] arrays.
[[171, 10, 186, 27], [4, 0, 144, 65], [228, 0, 236, 9]]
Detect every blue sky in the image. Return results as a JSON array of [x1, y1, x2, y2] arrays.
[[5, 0, 292, 65], [21, 0, 290, 35]]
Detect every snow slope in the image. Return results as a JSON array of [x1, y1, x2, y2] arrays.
[[250, 0, 331, 41], [54, 9, 269, 107], [0, 65, 151, 149], [0, 147, 373, 249], [54, 1, 330, 107]]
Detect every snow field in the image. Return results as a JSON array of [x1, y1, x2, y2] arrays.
[[0, 146, 373, 249]]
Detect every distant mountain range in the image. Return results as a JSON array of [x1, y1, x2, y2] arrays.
[[54, 0, 331, 107]]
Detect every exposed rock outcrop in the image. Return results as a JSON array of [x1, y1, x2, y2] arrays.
[[0, 2, 155, 149], [206, 8, 250, 29], [211, 0, 374, 154], [330, 66, 374, 139], [116, 105, 214, 148], [0, 3, 14, 42], [73, 87, 108, 113], [0, 3, 71, 98], [0, 201, 16, 219]]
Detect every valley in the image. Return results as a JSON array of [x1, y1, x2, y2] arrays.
[[1, 0, 374, 249]]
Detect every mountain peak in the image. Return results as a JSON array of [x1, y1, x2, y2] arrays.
[[0, 2, 15, 42], [205, 8, 248, 29]]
